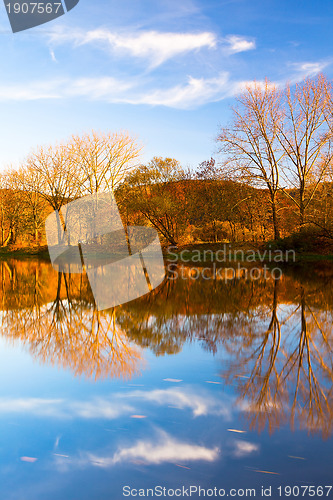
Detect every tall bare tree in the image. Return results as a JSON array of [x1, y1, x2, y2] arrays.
[[0, 170, 28, 246], [69, 130, 142, 195], [217, 80, 284, 239], [277, 74, 333, 227], [15, 166, 49, 243], [26, 143, 82, 242]]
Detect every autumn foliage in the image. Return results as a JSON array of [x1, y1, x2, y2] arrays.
[[2, 75, 333, 251]]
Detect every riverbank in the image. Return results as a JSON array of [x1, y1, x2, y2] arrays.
[[166, 242, 333, 263], [0, 246, 50, 260], [1, 241, 333, 263]]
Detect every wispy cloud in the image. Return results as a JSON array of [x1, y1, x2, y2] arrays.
[[65, 77, 134, 98], [0, 398, 65, 418], [62, 430, 220, 469], [48, 27, 217, 68], [0, 81, 63, 100], [0, 77, 133, 102], [0, 388, 233, 420], [0, 396, 134, 420], [123, 387, 232, 418], [0, 60, 326, 109], [289, 60, 331, 79], [232, 440, 259, 458], [69, 399, 134, 420], [122, 72, 233, 108], [49, 48, 57, 63], [233, 60, 332, 96], [47, 27, 257, 68], [110, 431, 219, 465], [224, 35, 256, 54], [0, 73, 233, 109]]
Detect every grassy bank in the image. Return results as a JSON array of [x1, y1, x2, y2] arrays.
[[0, 246, 50, 260], [1, 239, 333, 264], [165, 241, 333, 264]]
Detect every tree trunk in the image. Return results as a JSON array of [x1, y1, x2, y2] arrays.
[[299, 200, 305, 228], [299, 181, 305, 228], [272, 201, 280, 240], [213, 220, 217, 243]]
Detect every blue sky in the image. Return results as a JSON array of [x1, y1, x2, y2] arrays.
[[0, 0, 333, 171]]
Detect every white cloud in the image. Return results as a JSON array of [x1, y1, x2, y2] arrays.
[[7, 65, 327, 110], [0, 397, 133, 420], [0, 73, 233, 109], [289, 60, 330, 78], [122, 72, 233, 108], [225, 35, 256, 54], [123, 387, 232, 418], [0, 81, 63, 100], [50, 49, 57, 63], [113, 433, 219, 465], [0, 388, 231, 420], [48, 27, 217, 68], [65, 77, 133, 99], [69, 399, 134, 420], [82, 430, 219, 467], [0, 77, 133, 102], [0, 72, 295, 109], [232, 440, 259, 458], [233, 59, 332, 97], [0, 398, 65, 418]]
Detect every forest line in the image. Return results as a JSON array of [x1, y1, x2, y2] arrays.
[[1, 74, 333, 251]]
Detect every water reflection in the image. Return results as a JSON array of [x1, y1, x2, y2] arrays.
[[0, 260, 142, 380], [76, 429, 220, 468], [1, 258, 333, 437], [221, 276, 333, 437]]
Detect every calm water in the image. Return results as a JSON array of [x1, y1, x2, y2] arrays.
[[0, 259, 333, 499]]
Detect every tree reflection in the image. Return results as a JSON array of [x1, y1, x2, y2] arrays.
[[121, 264, 333, 436], [0, 260, 143, 380], [1, 259, 333, 436], [221, 276, 333, 437]]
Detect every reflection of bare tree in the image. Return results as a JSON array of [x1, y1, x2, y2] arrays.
[[285, 288, 333, 436], [0, 261, 142, 380], [221, 278, 333, 437], [117, 271, 192, 355], [118, 264, 272, 355]]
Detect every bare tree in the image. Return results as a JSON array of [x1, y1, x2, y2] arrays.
[[217, 80, 284, 239], [69, 130, 142, 195], [278, 74, 333, 227], [15, 166, 49, 244], [0, 170, 28, 246], [26, 143, 82, 242]]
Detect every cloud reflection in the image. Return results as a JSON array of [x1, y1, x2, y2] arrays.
[[0, 397, 134, 420], [68, 430, 219, 469], [0, 387, 233, 421], [232, 440, 259, 458], [121, 387, 232, 418]]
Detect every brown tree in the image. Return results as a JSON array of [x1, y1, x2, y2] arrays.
[[69, 130, 142, 194], [278, 74, 333, 227], [217, 80, 284, 239]]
